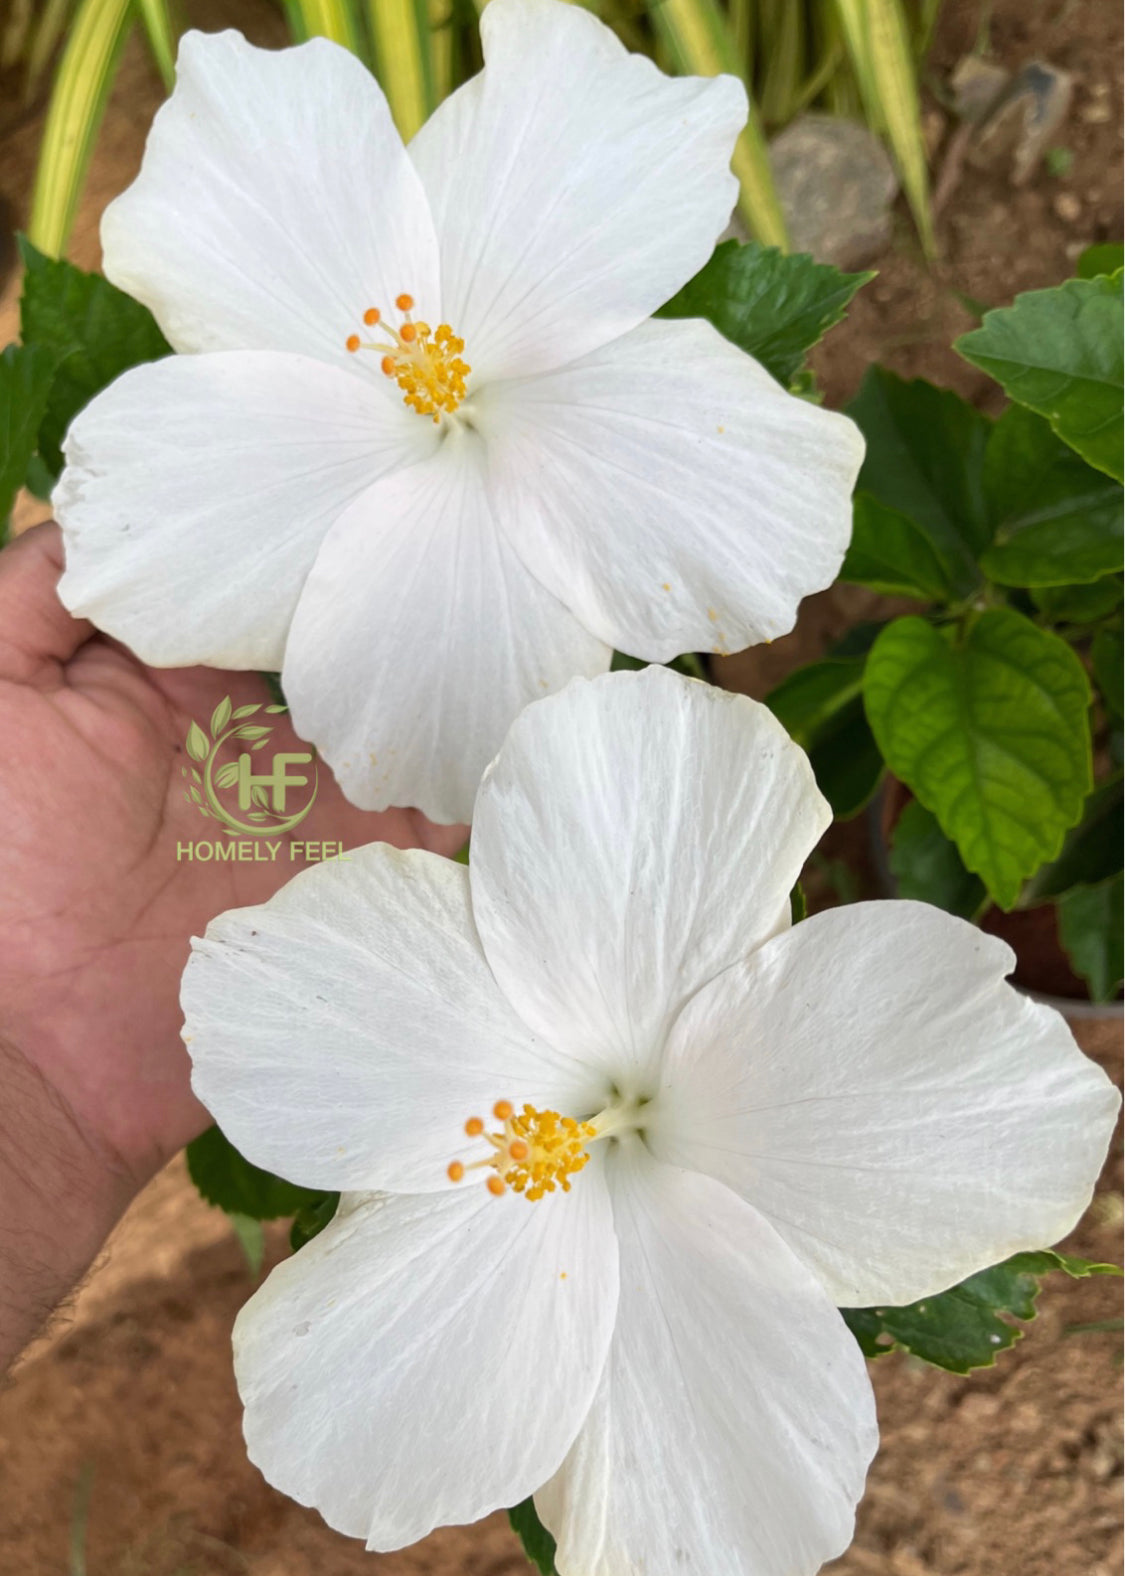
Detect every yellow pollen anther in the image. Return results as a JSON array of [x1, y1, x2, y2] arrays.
[[465, 1116, 485, 1137], [345, 292, 471, 422], [493, 1099, 514, 1120], [487, 1175, 507, 1197], [448, 1101, 612, 1203], [447, 1161, 465, 1182], [508, 1138, 530, 1161]]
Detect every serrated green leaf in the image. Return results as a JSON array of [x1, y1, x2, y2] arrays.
[[1032, 578, 1123, 624], [1092, 628, 1123, 718], [1058, 874, 1124, 1002], [841, 493, 955, 601], [18, 238, 171, 476], [956, 273, 1124, 483], [185, 721, 210, 763], [864, 610, 1093, 907], [210, 696, 232, 737], [843, 1250, 1116, 1373], [1027, 774, 1123, 900], [846, 368, 991, 594], [888, 798, 987, 918], [290, 1192, 339, 1252], [186, 1126, 322, 1220], [508, 1498, 558, 1576], [659, 240, 872, 388], [980, 405, 1123, 587], [766, 656, 884, 818], [1077, 243, 1125, 281], [0, 342, 57, 538]]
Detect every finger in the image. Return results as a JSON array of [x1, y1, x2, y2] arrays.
[[0, 523, 94, 684]]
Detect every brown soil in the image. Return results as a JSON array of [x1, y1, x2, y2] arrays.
[[0, 0, 1121, 1572]]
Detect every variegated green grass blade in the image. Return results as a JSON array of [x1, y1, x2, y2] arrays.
[[365, 0, 433, 139], [135, 0, 178, 91], [27, 0, 133, 258], [24, 0, 75, 98], [281, 0, 364, 54], [428, 0, 453, 104], [833, 0, 935, 256], [757, 0, 805, 127], [646, 0, 789, 248]]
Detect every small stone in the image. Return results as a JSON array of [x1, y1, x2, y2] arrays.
[[969, 61, 1074, 186], [1053, 190, 1083, 222], [950, 55, 1010, 123], [769, 113, 899, 269]]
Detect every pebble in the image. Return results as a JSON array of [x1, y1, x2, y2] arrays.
[[769, 113, 899, 268], [1054, 191, 1083, 222]]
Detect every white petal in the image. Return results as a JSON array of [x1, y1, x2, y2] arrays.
[[470, 668, 829, 1091], [649, 902, 1122, 1307], [409, 0, 746, 380], [537, 1141, 876, 1576], [54, 352, 434, 669], [184, 845, 607, 1193], [235, 1172, 619, 1547], [282, 427, 610, 826], [103, 31, 440, 363], [478, 317, 864, 660]]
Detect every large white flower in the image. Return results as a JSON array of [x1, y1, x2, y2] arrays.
[[182, 666, 1118, 1575], [53, 0, 863, 824]]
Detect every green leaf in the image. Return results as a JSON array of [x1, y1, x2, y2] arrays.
[[1093, 628, 1124, 718], [766, 657, 884, 818], [841, 493, 955, 602], [1027, 774, 1123, 900], [186, 1126, 323, 1221], [1077, 243, 1125, 280], [215, 761, 240, 790], [0, 342, 57, 538], [864, 610, 1093, 907], [508, 1498, 558, 1576], [980, 406, 1123, 587], [185, 721, 210, 763], [956, 273, 1124, 483], [842, 1250, 1117, 1374], [290, 1192, 340, 1252], [659, 240, 872, 389], [18, 237, 171, 477], [790, 882, 808, 924], [888, 799, 987, 918], [1032, 578, 1123, 624], [210, 696, 233, 737], [227, 1212, 266, 1277], [846, 368, 991, 594], [1058, 874, 1124, 1002]]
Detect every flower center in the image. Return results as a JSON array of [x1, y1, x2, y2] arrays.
[[447, 1099, 638, 1201], [345, 292, 470, 423]]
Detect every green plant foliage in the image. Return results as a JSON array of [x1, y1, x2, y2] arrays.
[[846, 368, 991, 595], [956, 273, 1124, 485], [18, 238, 171, 478], [186, 1125, 324, 1220], [0, 343, 57, 538], [841, 492, 955, 601], [1058, 875, 1125, 1003], [980, 405, 1123, 587], [887, 799, 986, 919], [290, 1192, 341, 1251], [864, 611, 1093, 908], [1092, 628, 1124, 718], [1026, 774, 1123, 901], [1077, 242, 1125, 280], [765, 656, 884, 818], [659, 240, 872, 389], [508, 1497, 558, 1576], [1032, 578, 1123, 624], [843, 1251, 1118, 1374]]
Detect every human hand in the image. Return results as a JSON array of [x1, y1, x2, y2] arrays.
[[0, 523, 464, 1360]]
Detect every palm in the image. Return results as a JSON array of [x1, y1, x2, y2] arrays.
[[0, 526, 463, 1185]]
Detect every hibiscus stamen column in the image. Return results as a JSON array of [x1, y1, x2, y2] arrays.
[[448, 1097, 644, 1200], [345, 293, 470, 423]]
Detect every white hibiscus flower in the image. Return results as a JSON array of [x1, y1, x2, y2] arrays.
[[53, 0, 863, 825], [182, 666, 1119, 1575]]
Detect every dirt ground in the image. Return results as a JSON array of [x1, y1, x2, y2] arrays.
[[0, 0, 1121, 1571]]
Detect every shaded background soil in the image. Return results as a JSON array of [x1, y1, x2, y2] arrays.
[[0, 0, 1121, 1571]]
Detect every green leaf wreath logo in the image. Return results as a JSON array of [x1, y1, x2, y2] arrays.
[[181, 697, 318, 837]]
